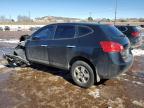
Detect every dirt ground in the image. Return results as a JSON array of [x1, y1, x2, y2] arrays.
[[0, 31, 144, 108], [0, 31, 33, 39]]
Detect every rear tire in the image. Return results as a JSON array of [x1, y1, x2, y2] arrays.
[[71, 61, 95, 88]]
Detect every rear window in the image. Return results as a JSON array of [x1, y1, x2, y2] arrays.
[[101, 25, 124, 38]]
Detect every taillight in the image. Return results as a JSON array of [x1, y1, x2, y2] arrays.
[[131, 32, 140, 37], [100, 41, 124, 53]]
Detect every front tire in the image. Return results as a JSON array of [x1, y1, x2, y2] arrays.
[[71, 61, 95, 88]]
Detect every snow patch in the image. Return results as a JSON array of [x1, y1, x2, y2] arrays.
[[132, 81, 144, 86], [121, 73, 127, 76], [0, 65, 5, 69], [108, 98, 125, 108], [123, 78, 129, 81], [88, 89, 100, 98], [141, 32, 144, 36], [132, 100, 144, 107], [132, 49, 144, 56], [0, 39, 19, 44]]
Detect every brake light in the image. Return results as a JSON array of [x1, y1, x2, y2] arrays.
[[100, 41, 124, 52], [131, 32, 140, 37]]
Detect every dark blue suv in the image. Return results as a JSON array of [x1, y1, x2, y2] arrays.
[[8, 23, 134, 88]]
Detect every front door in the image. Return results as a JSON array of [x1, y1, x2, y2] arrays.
[[26, 25, 55, 64]]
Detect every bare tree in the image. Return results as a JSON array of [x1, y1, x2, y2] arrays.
[[139, 18, 144, 22], [88, 17, 93, 22], [0, 16, 10, 22], [17, 15, 32, 22]]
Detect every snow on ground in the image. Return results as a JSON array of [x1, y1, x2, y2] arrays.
[[88, 89, 100, 98], [0, 64, 5, 69], [0, 39, 19, 44], [0, 25, 45, 31], [141, 32, 144, 36], [132, 100, 144, 107], [132, 49, 144, 56]]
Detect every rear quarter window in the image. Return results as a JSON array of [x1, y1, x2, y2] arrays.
[[78, 26, 93, 36], [101, 25, 124, 38]]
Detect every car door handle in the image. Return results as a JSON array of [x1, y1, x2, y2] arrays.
[[66, 45, 76, 48], [41, 45, 48, 47]]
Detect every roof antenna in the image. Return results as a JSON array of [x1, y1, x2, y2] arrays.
[[89, 12, 92, 18]]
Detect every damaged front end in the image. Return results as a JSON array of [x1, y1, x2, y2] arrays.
[[3, 35, 30, 67], [3, 53, 30, 67]]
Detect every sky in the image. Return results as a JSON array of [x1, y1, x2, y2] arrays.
[[0, 0, 144, 20]]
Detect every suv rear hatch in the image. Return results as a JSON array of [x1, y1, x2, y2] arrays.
[[99, 25, 131, 62], [100, 25, 130, 47]]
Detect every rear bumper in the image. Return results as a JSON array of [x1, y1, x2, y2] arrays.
[[92, 52, 134, 79]]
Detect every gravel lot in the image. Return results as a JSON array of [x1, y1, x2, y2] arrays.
[[0, 31, 144, 108], [0, 31, 33, 39]]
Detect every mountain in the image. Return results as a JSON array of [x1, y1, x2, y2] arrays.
[[34, 16, 84, 23]]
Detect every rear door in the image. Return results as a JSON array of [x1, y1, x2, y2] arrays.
[[48, 24, 76, 68], [26, 25, 55, 64]]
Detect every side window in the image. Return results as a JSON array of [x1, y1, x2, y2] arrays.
[[78, 26, 93, 36], [54, 25, 75, 39], [32, 26, 55, 40]]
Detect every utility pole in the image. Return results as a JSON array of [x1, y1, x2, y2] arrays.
[[89, 12, 92, 17], [114, 0, 118, 25], [28, 11, 31, 23], [28, 11, 31, 19]]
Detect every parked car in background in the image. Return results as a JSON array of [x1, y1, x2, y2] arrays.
[[140, 25, 144, 28], [29, 27, 41, 31], [17, 27, 22, 31], [4, 26, 10, 31], [0, 27, 3, 31], [115, 25, 142, 48], [4, 23, 133, 88]]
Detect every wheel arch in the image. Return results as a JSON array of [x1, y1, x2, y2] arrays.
[[69, 56, 100, 82]]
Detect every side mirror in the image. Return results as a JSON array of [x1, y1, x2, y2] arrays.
[[20, 34, 30, 42]]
